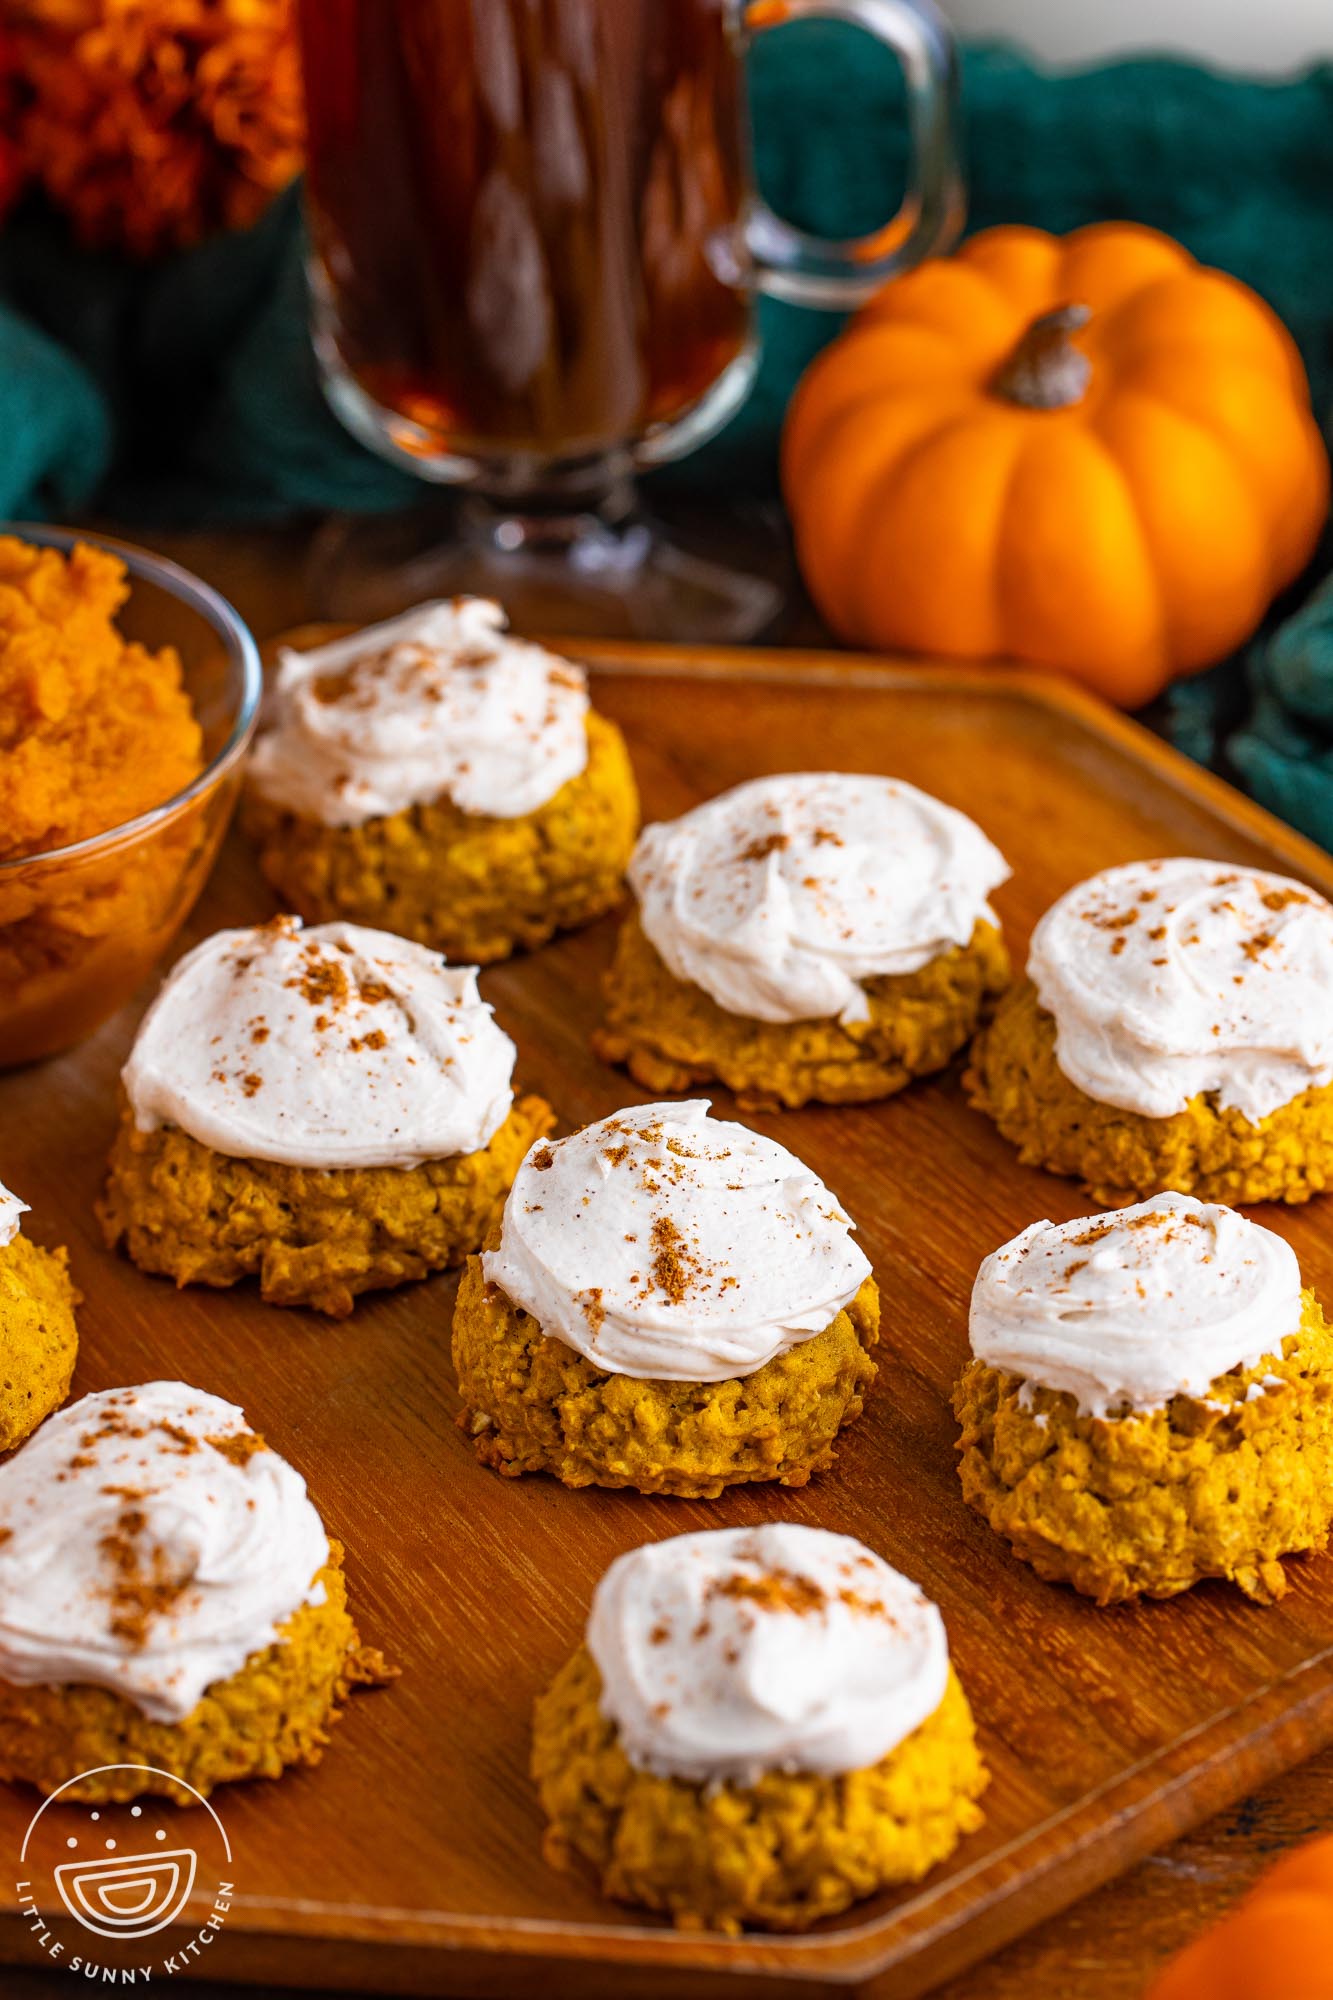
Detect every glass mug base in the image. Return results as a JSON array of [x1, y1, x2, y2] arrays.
[[310, 319, 784, 642], [303, 486, 792, 645]]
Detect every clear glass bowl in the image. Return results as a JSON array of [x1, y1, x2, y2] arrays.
[[0, 525, 261, 1067]]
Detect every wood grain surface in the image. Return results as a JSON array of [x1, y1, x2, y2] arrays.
[[3, 640, 1333, 1999]]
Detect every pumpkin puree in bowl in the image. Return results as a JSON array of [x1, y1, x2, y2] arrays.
[[0, 538, 202, 862], [0, 537, 205, 1059]]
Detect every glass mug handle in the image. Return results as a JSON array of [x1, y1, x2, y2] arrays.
[[742, 0, 964, 308]]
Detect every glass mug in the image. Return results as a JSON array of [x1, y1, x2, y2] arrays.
[[298, 0, 962, 638]]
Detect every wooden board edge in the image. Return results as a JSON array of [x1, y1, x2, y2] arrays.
[[846, 1640, 1333, 1997], [564, 638, 1333, 897], [16, 1646, 1321, 1997]]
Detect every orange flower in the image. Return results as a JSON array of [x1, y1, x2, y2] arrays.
[[0, 26, 27, 221], [6, 0, 303, 257]]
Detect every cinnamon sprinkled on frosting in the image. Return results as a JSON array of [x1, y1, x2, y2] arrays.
[[587, 1524, 950, 1783], [122, 916, 515, 1170], [483, 1100, 870, 1383], [0, 1383, 328, 1722], [628, 771, 1009, 1026], [248, 597, 590, 827], [970, 1194, 1302, 1416], [1029, 858, 1333, 1121]]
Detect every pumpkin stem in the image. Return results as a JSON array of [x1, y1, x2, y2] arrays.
[[992, 303, 1092, 411]]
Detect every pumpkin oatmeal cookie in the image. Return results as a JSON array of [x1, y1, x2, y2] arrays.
[[100, 916, 552, 1316], [598, 909, 1009, 1109], [454, 1100, 879, 1496], [0, 1179, 78, 1452], [243, 599, 638, 963], [103, 1090, 551, 1318], [954, 1197, 1333, 1604], [593, 771, 1009, 1108], [968, 859, 1333, 1205], [0, 1383, 393, 1801], [532, 1526, 986, 1932], [455, 1250, 879, 1497]]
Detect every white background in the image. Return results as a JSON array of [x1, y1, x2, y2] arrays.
[[938, 0, 1333, 75]]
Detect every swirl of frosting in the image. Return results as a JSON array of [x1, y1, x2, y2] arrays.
[[0, 1382, 330, 1722], [124, 917, 514, 1170], [1029, 857, 1333, 1121], [0, 1180, 29, 1248], [247, 597, 590, 826], [587, 1523, 950, 1784], [628, 772, 1009, 1025], [482, 1099, 871, 1382], [970, 1193, 1302, 1417]]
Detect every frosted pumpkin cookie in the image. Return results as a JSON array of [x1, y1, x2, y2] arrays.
[[453, 1099, 879, 1496], [0, 1180, 78, 1451], [99, 916, 553, 1316], [968, 858, 1333, 1204], [243, 598, 639, 963], [593, 772, 1009, 1109], [532, 1523, 986, 1933], [953, 1194, 1333, 1604], [0, 1381, 392, 1800]]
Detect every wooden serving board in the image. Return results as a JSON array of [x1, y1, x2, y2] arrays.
[[4, 642, 1333, 2000]]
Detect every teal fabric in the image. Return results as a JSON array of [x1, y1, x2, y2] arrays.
[[0, 269, 111, 520], [1230, 573, 1333, 851], [3, 30, 1333, 845]]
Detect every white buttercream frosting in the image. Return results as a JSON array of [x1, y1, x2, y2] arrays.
[[0, 1180, 28, 1248], [587, 1523, 950, 1785], [0, 1383, 330, 1723], [1029, 857, 1333, 1122], [970, 1193, 1303, 1417], [482, 1099, 871, 1383], [123, 917, 514, 1170], [628, 772, 1009, 1025], [247, 597, 589, 826]]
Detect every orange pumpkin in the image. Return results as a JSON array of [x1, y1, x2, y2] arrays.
[[1146, 1831, 1333, 1999], [782, 222, 1330, 707]]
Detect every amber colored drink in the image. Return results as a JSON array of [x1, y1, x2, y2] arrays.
[[299, 0, 753, 467]]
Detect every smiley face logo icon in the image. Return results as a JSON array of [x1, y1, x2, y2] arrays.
[[18, 1766, 233, 1948], [55, 1836, 198, 1942]]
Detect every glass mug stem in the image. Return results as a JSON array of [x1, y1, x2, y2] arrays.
[[301, 0, 962, 638]]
